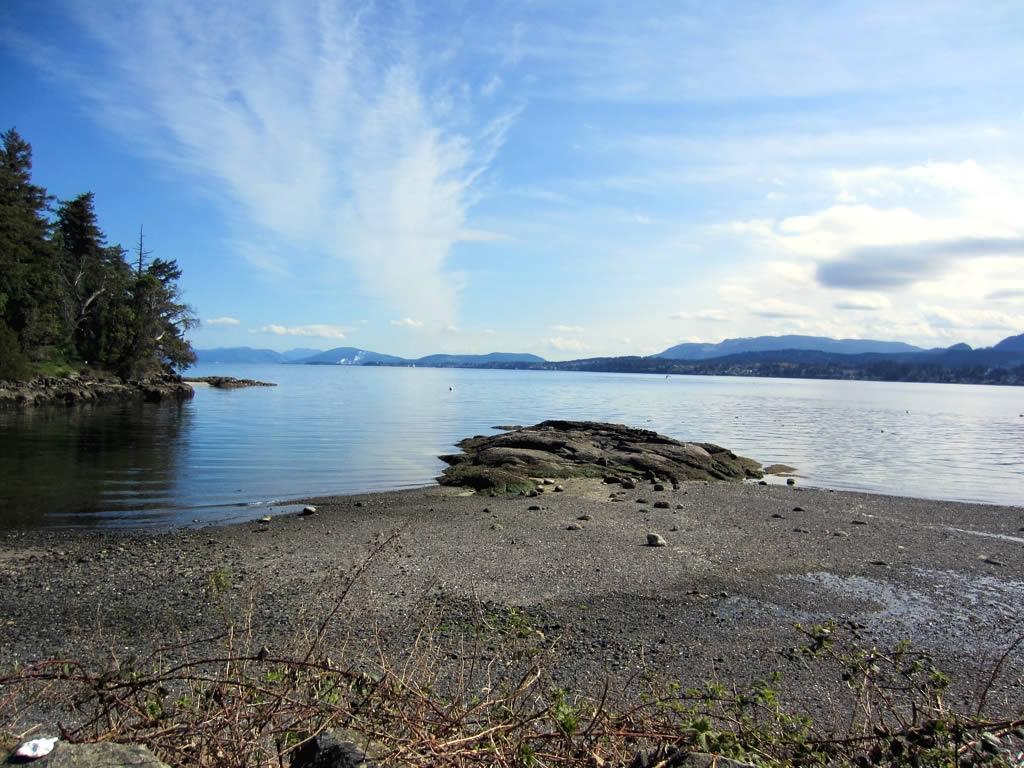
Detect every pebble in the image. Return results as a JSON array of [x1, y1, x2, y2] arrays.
[[653, 483, 665, 491], [982, 557, 1004, 566], [528, 505, 541, 511], [771, 513, 786, 519], [833, 531, 849, 537], [577, 514, 593, 521], [258, 516, 272, 523], [792, 506, 804, 512], [851, 519, 868, 525], [669, 525, 679, 532], [621, 480, 636, 490], [490, 523, 504, 531], [567, 524, 583, 531], [542, 478, 555, 485], [675, 504, 684, 509], [554, 485, 565, 492], [636, 499, 648, 504], [300, 505, 316, 516], [653, 501, 670, 509], [786, 478, 796, 486], [869, 560, 889, 567], [792, 528, 810, 534], [757, 480, 768, 486], [646, 533, 668, 547]]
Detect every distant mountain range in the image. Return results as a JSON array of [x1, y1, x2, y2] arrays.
[[658, 335, 927, 360], [195, 347, 546, 366], [193, 331, 1024, 385]]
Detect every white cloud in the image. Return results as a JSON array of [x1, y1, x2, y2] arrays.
[[206, 316, 240, 326], [544, 337, 586, 352], [391, 317, 424, 328], [834, 294, 890, 311], [258, 324, 346, 340], [749, 299, 815, 319], [551, 324, 585, 333], [20, 4, 514, 327], [441, 324, 460, 334], [671, 309, 728, 322]]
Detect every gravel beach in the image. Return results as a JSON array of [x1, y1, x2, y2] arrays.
[[2, 477, 1023, 730]]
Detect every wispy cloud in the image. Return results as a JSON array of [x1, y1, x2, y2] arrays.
[[258, 324, 346, 340], [834, 295, 890, 311], [391, 318, 424, 328], [986, 289, 1024, 301], [551, 324, 584, 333], [544, 337, 586, 352], [16, 2, 514, 326], [749, 299, 815, 319], [671, 310, 728, 322], [206, 316, 240, 326]]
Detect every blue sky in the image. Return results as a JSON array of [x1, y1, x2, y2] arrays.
[[3, 1, 1023, 358]]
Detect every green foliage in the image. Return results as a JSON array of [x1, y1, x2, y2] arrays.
[[0, 322, 31, 381], [0, 128, 196, 380]]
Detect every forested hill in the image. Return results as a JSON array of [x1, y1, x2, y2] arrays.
[[0, 128, 196, 381]]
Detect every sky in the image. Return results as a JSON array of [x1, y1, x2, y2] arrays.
[[2, 1, 1023, 359]]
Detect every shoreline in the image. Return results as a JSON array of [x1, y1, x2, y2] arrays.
[[3, 478, 1022, 728]]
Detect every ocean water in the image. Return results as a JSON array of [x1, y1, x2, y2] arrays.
[[1, 365, 1022, 527]]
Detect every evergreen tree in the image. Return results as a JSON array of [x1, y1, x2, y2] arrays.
[[0, 128, 62, 352], [1, 127, 196, 378]]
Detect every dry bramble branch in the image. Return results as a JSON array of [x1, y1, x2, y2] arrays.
[[1, 534, 1022, 767]]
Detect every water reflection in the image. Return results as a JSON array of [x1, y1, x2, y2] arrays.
[[0, 401, 191, 526], [0, 366, 1021, 528]]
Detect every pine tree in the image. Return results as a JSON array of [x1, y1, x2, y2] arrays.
[[0, 128, 62, 353]]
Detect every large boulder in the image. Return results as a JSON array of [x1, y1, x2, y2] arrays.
[[290, 732, 374, 768], [438, 421, 761, 493]]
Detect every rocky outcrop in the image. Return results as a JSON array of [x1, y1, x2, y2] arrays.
[[438, 420, 762, 493], [0, 374, 194, 410], [184, 376, 277, 389]]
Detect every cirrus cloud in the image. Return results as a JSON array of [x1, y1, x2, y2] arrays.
[[257, 324, 346, 340], [206, 316, 240, 326]]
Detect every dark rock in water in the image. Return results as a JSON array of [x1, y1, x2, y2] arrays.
[[290, 731, 373, 767], [763, 464, 798, 476], [184, 375, 276, 389], [437, 421, 761, 494]]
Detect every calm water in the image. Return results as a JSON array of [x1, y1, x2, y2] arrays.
[[1, 365, 1022, 528]]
